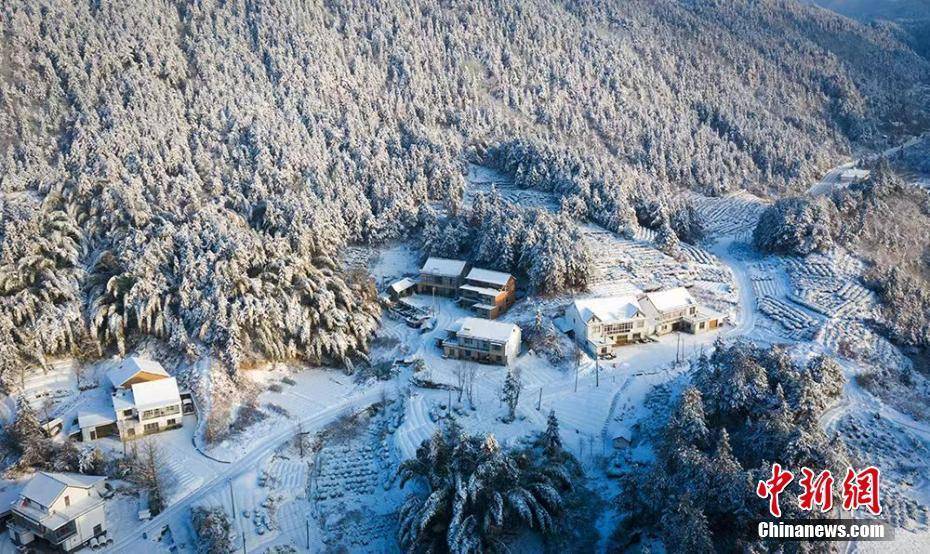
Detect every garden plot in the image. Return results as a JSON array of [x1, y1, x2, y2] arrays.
[[308, 403, 406, 552], [836, 413, 930, 530], [464, 164, 559, 211], [679, 243, 717, 265], [748, 261, 782, 298], [756, 296, 822, 340], [689, 191, 767, 237], [781, 253, 877, 320], [579, 224, 735, 311]]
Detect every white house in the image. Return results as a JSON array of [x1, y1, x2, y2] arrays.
[[640, 287, 699, 335], [8, 472, 108, 552], [640, 287, 724, 336], [566, 295, 651, 356], [75, 358, 187, 442], [112, 376, 183, 440], [441, 317, 521, 365], [567, 287, 724, 356]]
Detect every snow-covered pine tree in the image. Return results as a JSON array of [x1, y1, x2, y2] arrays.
[[502, 367, 522, 422], [542, 410, 563, 458]]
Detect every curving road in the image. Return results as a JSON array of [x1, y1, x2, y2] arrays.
[[102, 381, 389, 553]]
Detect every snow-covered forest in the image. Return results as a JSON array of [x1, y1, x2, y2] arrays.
[[615, 342, 847, 552], [1, 0, 928, 384]]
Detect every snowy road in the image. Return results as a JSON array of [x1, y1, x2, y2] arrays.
[[807, 132, 929, 197], [101, 381, 389, 553], [709, 237, 757, 338]]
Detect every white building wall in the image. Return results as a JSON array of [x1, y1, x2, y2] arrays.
[[119, 403, 182, 439], [74, 504, 106, 540], [505, 328, 521, 363]]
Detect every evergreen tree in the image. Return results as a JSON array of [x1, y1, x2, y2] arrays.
[[542, 410, 563, 458], [398, 422, 575, 553], [502, 368, 522, 423]]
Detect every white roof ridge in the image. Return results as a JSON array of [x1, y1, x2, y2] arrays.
[[465, 267, 512, 287], [420, 257, 468, 277]]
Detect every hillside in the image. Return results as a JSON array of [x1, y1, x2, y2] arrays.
[[1, 0, 929, 384]]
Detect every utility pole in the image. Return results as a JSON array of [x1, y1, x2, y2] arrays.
[[536, 388, 542, 410], [595, 357, 600, 388]]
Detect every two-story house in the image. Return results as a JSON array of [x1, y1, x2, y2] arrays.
[[639, 287, 700, 335], [441, 317, 521, 365], [566, 295, 651, 356], [112, 377, 183, 440], [458, 268, 516, 319], [417, 257, 469, 297], [108, 358, 183, 440], [8, 472, 107, 552], [566, 287, 725, 356]]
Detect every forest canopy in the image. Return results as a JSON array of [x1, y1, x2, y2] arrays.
[[1, 0, 929, 384]]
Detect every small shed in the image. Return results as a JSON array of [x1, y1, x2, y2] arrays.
[[388, 277, 417, 300]]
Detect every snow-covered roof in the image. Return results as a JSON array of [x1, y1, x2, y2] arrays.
[[108, 357, 169, 389], [459, 284, 501, 297], [389, 277, 417, 293], [643, 287, 695, 313], [465, 268, 512, 287], [449, 317, 520, 343], [572, 295, 643, 324], [77, 407, 116, 429], [20, 472, 104, 508], [131, 377, 181, 412], [840, 168, 870, 181], [419, 257, 468, 277]]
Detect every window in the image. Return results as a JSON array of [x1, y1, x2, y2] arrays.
[[93, 524, 103, 536], [123, 409, 133, 417], [127, 428, 135, 437], [143, 422, 159, 434], [63, 496, 70, 507], [141, 404, 181, 421], [167, 418, 176, 426]]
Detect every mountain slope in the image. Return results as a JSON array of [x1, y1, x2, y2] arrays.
[[0, 0, 928, 383]]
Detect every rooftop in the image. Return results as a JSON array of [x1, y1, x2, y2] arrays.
[[459, 284, 501, 297], [573, 295, 643, 323], [465, 268, 512, 287], [15, 473, 105, 531], [107, 357, 169, 389], [448, 317, 520, 343], [643, 287, 695, 313], [20, 472, 104, 509], [420, 257, 468, 278], [388, 277, 417, 293], [130, 377, 181, 413], [77, 407, 116, 429]]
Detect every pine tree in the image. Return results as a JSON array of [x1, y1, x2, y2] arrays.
[[398, 422, 574, 553], [659, 495, 715, 554], [10, 397, 43, 453], [664, 387, 709, 451], [502, 368, 522, 423], [542, 410, 563, 458]]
